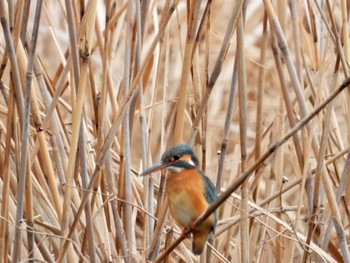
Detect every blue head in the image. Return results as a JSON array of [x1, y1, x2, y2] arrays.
[[140, 144, 199, 176]]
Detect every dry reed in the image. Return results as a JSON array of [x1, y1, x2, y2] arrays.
[[0, 1, 349, 262]]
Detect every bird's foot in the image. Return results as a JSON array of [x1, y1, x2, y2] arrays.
[[189, 220, 197, 231], [181, 228, 190, 238], [181, 221, 197, 238]]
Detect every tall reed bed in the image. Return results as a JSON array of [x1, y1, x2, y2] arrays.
[[0, 1, 349, 262]]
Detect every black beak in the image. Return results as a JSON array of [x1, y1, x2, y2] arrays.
[[140, 161, 175, 176]]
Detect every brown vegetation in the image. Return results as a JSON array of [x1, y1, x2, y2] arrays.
[[0, 0, 349, 262]]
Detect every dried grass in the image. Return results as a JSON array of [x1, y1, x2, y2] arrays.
[[0, 0, 349, 262]]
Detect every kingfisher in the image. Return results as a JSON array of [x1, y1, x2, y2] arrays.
[[140, 144, 217, 255]]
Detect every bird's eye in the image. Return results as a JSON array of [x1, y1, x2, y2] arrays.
[[173, 154, 180, 160]]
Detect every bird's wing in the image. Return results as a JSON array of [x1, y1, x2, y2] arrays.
[[201, 173, 217, 204], [198, 170, 217, 231]]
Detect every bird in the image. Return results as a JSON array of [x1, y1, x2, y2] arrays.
[[140, 144, 217, 255]]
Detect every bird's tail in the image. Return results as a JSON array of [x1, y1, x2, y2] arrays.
[[192, 230, 209, 255]]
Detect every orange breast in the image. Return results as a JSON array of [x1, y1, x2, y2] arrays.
[[167, 169, 210, 228]]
